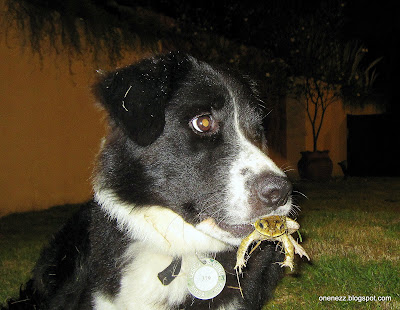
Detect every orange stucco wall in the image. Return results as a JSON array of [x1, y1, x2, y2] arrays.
[[0, 17, 155, 216], [0, 9, 384, 215]]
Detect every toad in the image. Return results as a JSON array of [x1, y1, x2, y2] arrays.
[[235, 216, 310, 274]]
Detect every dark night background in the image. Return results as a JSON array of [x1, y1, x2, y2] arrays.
[[144, 0, 400, 176], [139, 0, 400, 111], [4, 0, 400, 176], [118, 0, 400, 176]]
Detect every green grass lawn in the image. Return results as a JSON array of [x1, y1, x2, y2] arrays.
[[265, 177, 400, 309], [1, 178, 399, 309], [0, 204, 81, 305]]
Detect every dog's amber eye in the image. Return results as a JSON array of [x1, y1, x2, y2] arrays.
[[191, 115, 214, 133]]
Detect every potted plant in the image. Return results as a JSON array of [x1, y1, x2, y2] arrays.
[[285, 14, 382, 181], [294, 76, 337, 181]]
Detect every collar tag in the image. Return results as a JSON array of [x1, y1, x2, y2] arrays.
[[187, 258, 226, 300]]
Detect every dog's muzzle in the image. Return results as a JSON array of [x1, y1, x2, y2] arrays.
[[256, 174, 292, 208], [248, 173, 293, 218]]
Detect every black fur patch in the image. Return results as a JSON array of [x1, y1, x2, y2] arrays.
[[94, 52, 191, 146]]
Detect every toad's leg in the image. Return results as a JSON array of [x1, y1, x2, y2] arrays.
[[288, 234, 310, 261], [235, 231, 260, 274], [277, 234, 294, 271]]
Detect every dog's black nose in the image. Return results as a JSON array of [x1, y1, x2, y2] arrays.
[[257, 174, 292, 208]]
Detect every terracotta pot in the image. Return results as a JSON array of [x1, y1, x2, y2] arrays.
[[298, 151, 333, 181]]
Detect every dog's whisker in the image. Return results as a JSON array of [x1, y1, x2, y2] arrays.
[[279, 163, 295, 174], [291, 203, 301, 211], [292, 190, 308, 199], [197, 203, 224, 220], [198, 202, 225, 218], [215, 215, 230, 226], [288, 208, 299, 218]]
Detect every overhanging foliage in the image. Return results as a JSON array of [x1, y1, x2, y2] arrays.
[[3, 0, 174, 64]]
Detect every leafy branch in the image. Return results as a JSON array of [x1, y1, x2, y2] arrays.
[[3, 0, 172, 65]]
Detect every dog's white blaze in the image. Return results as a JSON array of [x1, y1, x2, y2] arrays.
[[227, 94, 288, 223]]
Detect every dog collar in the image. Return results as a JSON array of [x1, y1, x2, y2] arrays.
[[158, 257, 182, 285]]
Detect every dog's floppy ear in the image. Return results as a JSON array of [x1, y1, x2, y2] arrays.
[[94, 52, 190, 146]]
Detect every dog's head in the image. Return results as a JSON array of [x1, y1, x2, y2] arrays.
[[93, 52, 292, 245]]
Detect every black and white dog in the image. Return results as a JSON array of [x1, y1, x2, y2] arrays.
[[7, 52, 294, 309]]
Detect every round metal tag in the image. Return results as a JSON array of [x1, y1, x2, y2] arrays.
[[187, 258, 226, 300]]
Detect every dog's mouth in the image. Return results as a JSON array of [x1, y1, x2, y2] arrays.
[[216, 221, 254, 238], [196, 218, 254, 242]]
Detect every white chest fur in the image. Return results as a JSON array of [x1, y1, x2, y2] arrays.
[[94, 244, 198, 309], [93, 191, 235, 309], [94, 248, 242, 310]]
